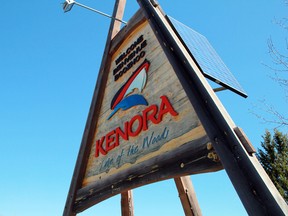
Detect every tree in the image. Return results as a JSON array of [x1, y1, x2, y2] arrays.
[[257, 129, 288, 202], [256, 0, 288, 204]]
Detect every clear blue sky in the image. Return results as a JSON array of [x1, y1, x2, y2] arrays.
[[0, 0, 287, 216]]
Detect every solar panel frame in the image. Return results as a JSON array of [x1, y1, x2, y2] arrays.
[[167, 16, 247, 98]]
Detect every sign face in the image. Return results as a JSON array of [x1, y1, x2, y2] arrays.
[[73, 10, 222, 210], [83, 15, 222, 187]]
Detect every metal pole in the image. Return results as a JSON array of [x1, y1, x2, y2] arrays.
[[74, 1, 127, 24]]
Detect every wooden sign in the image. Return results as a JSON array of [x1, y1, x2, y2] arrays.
[[83, 14, 221, 185], [64, 1, 288, 215], [69, 9, 222, 213]]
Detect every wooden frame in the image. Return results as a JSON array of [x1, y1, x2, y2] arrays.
[[64, 5, 222, 215], [69, 9, 222, 212], [63, 0, 126, 215], [63, 0, 288, 215]]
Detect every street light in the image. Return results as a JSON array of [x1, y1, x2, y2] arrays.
[[62, 0, 75, 12], [62, 0, 127, 24]]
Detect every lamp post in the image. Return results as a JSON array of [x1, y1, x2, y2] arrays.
[[62, 0, 127, 24]]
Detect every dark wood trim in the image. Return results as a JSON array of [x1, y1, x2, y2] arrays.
[[63, 1, 126, 215], [74, 137, 221, 212]]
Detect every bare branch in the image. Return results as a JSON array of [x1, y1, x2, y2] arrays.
[[251, 100, 288, 129], [267, 38, 288, 72], [273, 17, 288, 31], [255, 1, 288, 128]]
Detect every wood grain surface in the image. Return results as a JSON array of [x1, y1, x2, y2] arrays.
[[75, 10, 222, 212]]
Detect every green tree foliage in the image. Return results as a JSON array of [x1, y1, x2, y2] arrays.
[[257, 130, 288, 202]]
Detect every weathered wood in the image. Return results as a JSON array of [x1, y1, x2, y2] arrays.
[[73, 11, 222, 212], [136, 0, 288, 215], [121, 190, 134, 216], [63, 1, 126, 215], [75, 135, 221, 212], [81, 17, 220, 188], [174, 176, 202, 216], [234, 127, 256, 155], [110, 9, 146, 54], [110, 0, 126, 39]]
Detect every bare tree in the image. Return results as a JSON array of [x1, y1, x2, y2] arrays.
[[267, 37, 288, 94], [257, 1, 288, 129]]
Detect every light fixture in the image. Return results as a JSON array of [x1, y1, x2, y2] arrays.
[[62, 0, 127, 24], [62, 0, 75, 13]]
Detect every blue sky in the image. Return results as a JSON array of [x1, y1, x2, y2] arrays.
[[0, 0, 287, 216]]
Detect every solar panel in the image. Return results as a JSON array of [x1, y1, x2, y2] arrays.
[[167, 16, 247, 98]]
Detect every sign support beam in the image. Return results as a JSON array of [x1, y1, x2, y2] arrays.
[[121, 190, 134, 216], [174, 176, 202, 216], [63, 0, 126, 215]]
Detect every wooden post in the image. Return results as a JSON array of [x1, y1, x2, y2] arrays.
[[63, 0, 126, 215], [174, 176, 202, 216], [121, 190, 134, 216], [110, 0, 127, 39]]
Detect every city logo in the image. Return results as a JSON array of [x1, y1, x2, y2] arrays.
[[108, 60, 150, 120]]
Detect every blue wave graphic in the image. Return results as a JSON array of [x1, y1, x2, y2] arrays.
[[108, 94, 148, 120]]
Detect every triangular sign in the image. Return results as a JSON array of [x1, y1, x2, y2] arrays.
[[64, 1, 288, 215], [64, 8, 222, 215]]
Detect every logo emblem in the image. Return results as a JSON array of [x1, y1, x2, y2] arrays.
[[108, 60, 150, 119]]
